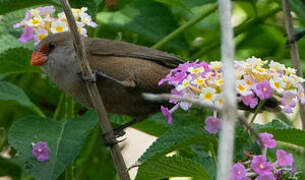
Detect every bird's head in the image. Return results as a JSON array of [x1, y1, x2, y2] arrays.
[[30, 32, 72, 66]]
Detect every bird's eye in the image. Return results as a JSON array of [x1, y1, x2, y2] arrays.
[[48, 41, 56, 50]]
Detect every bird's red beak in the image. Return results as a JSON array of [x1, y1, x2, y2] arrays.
[[31, 51, 47, 66]]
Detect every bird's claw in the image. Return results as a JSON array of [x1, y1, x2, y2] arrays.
[[102, 130, 126, 147], [78, 71, 97, 83]]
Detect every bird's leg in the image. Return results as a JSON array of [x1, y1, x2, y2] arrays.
[[94, 69, 136, 88], [79, 69, 136, 88], [113, 116, 147, 137], [286, 30, 305, 47]]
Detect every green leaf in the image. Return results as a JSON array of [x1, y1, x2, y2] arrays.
[[256, 120, 305, 148], [8, 110, 98, 180], [0, 81, 42, 115], [135, 156, 211, 180], [0, 156, 22, 178], [289, 0, 305, 19], [0, 0, 56, 14], [154, 0, 189, 10], [97, 0, 188, 50], [138, 124, 216, 163], [0, 47, 40, 74]]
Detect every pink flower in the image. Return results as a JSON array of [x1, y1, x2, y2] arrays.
[[281, 91, 297, 113], [161, 104, 179, 124], [161, 106, 172, 124], [253, 80, 274, 100], [204, 116, 221, 134], [296, 83, 305, 104], [241, 94, 258, 109], [231, 163, 248, 180], [251, 155, 273, 175], [276, 149, 293, 167], [32, 141, 50, 162], [13, 11, 32, 28], [256, 173, 276, 180], [258, 132, 276, 149], [37, 6, 55, 16], [19, 26, 34, 43]]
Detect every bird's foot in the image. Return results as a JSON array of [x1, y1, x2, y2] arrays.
[[102, 130, 126, 147], [78, 71, 97, 83]]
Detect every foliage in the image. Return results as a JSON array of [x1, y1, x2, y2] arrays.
[[0, 0, 305, 179]]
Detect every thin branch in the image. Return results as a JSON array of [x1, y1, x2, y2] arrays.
[[281, 0, 305, 130], [59, 1, 130, 179], [151, 4, 218, 49], [217, 0, 237, 179], [142, 93, 265, 150]]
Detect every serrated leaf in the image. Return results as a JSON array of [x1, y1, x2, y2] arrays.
[[8, 110, 98, 180], [138, 124, 216, 163], [136, 156, 211, 180], [97, 0, 188, 50], [0, 47, 40, 74], [256, 120, 305, 148]]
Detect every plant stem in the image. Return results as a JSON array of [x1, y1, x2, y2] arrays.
[[53, 92, 65, 120], [281, 0, 305, 129], [32, 106, 46, 118], [216, 0, 237, 179], [151, 4, 218, 49], [250, 100, 265, 123]]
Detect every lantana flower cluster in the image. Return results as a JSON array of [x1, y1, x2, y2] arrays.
[[231, 132, 298, 180], [13, 6, 97, 45], [159, 57, 305, 123]]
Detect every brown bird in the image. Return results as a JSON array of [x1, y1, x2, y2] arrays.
[[30, 32, 183, 138]]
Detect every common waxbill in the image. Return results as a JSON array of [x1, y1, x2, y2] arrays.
[[30, 32, 183, 134]]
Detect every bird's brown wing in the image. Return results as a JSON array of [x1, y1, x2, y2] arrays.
[[85, 38, 184, 68]]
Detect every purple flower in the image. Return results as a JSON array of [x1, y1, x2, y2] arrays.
[[256, 173, 276, 180], [241, 94, 258, 109], [161, 104, 179, 124], [161, 106, 172, 124], [258, 132, 276, 149], [253, 80, 274, 100], [32, 141, 50, 162], [204, 116, 221, 134], [281, 91, 297, 113], [37, 6, 55, 16], [19, 26, 34, 43], [34, 28, 48, 45], [231, 163, 247, 180], [251, 155, 273, 175], [13, 11, 32, 28], [276, 149, 293, 167], [296, 83, 305, 104]]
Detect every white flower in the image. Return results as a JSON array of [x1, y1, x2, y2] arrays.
[[26, 17, 43, 27], [57, 12, 66, 20], [80, 13, 97, 27], [253, 67, 267, 74], [51, 21, 68, 33], [30, 9, 40, 17], [34, 28, 48, 45], [188, 67, 204, 75], [192, 77, 205, 86], [236, 80, 252, 96], [285, 67, 296, 75], [215, 78, 223, 87], [270, 77, 286, 93], [210, 61, 222, 71], [269, 60, 285, 72], [215, 94, 223, 108], [176, 76, 192, 91], [200, 87, 216, 104]]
